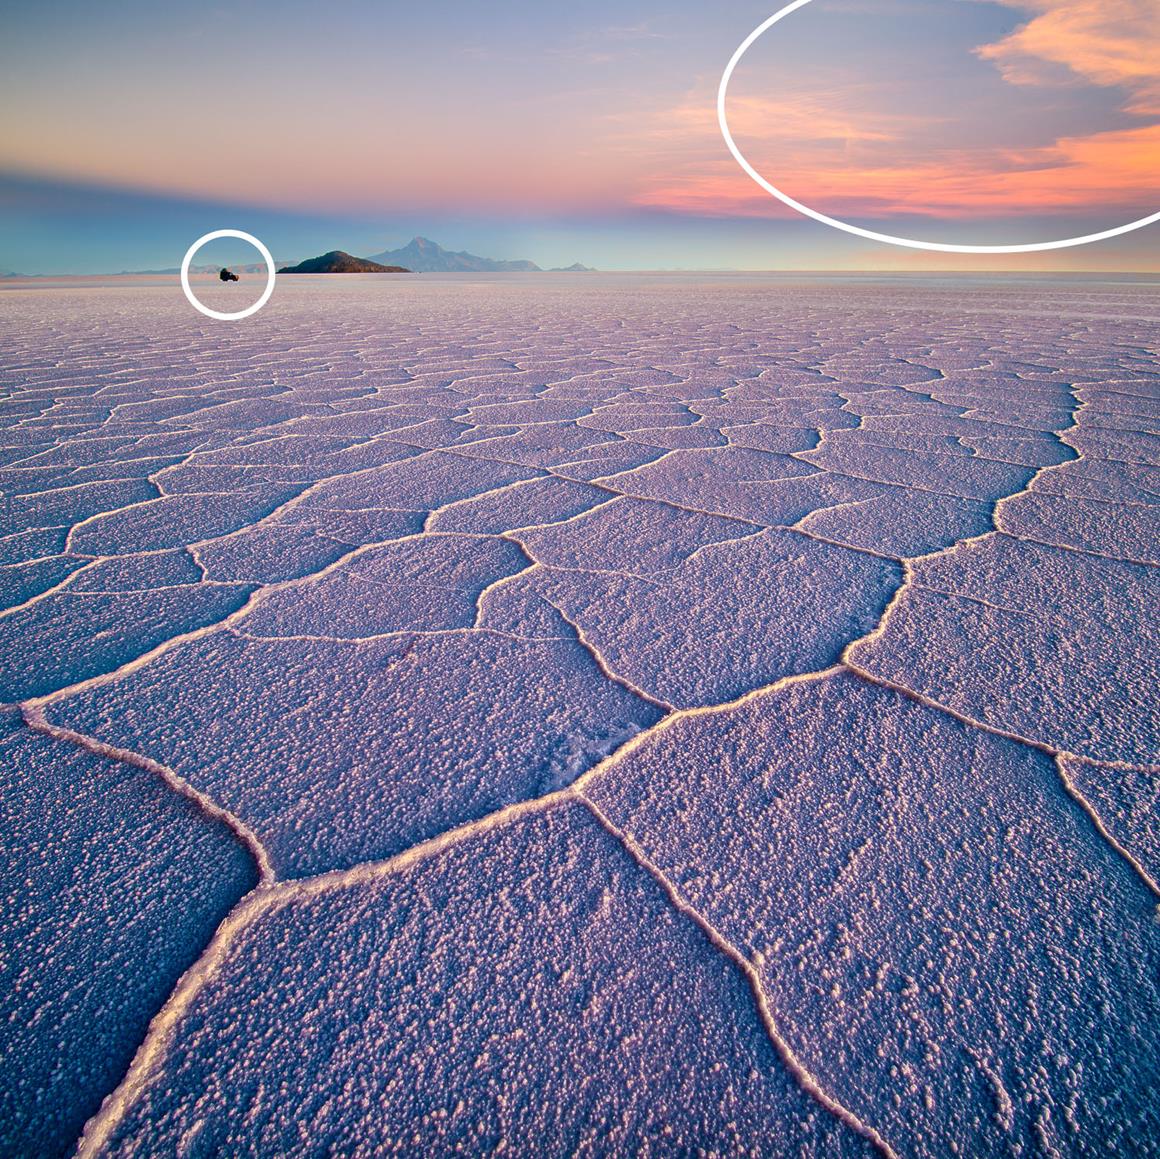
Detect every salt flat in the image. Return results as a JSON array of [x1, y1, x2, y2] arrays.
[[0, 273, 1157, 1156]]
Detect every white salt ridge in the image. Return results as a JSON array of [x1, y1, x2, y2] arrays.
[[484, 528, 900, 707], [49, 628, 662, 877], [849, 533, 1159, 765]]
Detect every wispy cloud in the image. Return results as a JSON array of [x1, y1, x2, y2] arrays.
[[611, 80, 934, 217], [768, 122, 1160, 217], [977, 0, 1160, 115], [634, 119, 1160, 220]]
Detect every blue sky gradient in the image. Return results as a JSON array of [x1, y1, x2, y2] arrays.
[[2, 0, 1156, 271]]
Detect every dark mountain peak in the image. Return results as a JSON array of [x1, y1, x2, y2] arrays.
[[279, 251, 411, 274]]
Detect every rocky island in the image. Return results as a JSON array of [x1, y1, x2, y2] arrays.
[[279, 251, 411, 274]]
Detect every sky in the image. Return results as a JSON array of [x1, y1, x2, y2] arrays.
[[1, 0, 1157, 272]]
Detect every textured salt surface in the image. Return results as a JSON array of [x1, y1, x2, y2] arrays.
[[0, 715, 256, 1157], [583, 671, 1160, 1155], [0, 275, 1156, 1155], [96, 804, 869, 1156]]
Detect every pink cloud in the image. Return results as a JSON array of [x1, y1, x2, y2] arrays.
[[977, 0, 1160, 115]]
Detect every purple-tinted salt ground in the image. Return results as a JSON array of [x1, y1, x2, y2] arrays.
[[0, 274, 1157, 1156], [0, 712, 257, 1158], [91, 804, 870, 1157], [582, 671, 1160, 1155], [481, 528, 899, 707], [847, 533, 1158, 764], [52, 628, 659, 878]]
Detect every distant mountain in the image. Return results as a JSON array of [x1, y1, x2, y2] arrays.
[[368, 236, 540, 273], [279, 251, 410, 274], [550, 262, 596, 272]]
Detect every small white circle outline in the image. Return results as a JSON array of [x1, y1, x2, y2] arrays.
[[718, 0, 1160, 254], [180, 229, 276, 319]]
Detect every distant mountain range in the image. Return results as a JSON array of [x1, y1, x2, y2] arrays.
[[279, 251, 410, 274], [366, 236, 594, 273], [368, 236, 539, 272]]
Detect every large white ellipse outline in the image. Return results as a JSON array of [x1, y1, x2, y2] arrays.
[[718, 0, 1160, 254], [180, 229, 276, 320]]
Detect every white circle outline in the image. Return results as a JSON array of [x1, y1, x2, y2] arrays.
[[718, 0, 1160, 254], [180, 229, 276, 320]]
